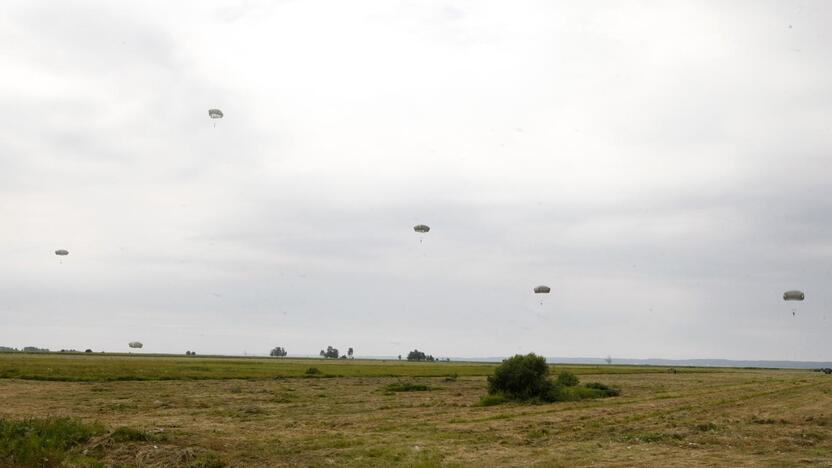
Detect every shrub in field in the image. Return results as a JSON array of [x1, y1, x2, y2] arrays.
[[486, 354, 620, 403], [487, 353, 555, 401], [305, 367, 321, 375], [556, 371, 580, 387]]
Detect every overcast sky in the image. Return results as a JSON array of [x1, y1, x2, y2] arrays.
[[2, 0, 831, 360]]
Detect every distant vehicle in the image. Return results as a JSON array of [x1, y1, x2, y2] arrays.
[[128, 342, 143, 349]]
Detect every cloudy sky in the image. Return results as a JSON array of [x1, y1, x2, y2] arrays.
[[2, 0, 831, 360]]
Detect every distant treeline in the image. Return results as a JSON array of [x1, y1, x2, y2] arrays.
[[0, 346, 50, 353]]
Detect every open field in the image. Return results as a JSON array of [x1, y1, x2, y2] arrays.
[[0, 353, 727, 382], [1, 354, 831, 466]]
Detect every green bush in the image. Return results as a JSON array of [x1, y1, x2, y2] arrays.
[[305, 367, 321, 375], [487, 353, 555, 401], [486, 354, 620, 403], [556, 371, 580, 387]]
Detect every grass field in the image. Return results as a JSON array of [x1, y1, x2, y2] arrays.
[[1, 353, 830, 466]]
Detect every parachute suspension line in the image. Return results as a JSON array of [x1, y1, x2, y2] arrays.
[[783, 290, 804, 318]]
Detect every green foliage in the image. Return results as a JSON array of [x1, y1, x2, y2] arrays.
[[385, 382, 430, 392], [478, 393, 507, 406], [556, 371, 580, 387], [0, 417, 104, 466], [487, 353, 555, 401], [486, 354, 620, 403], [319, 346, 339, 359], [406, 350, 435, 362], [110, 426, 158, 442], [584, 382, 621, 397], [305, 367, 321, 375]]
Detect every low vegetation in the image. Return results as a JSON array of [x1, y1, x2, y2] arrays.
[[0, 417, 103, 466], [487, 353, 620, 403], [385, 382, 431, 392]]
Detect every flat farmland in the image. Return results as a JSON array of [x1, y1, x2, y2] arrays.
[[0, 354, 830, 467]]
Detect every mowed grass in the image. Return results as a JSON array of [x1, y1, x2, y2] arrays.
[[1, 354, 829, 466], [0, 353, 724, 382]]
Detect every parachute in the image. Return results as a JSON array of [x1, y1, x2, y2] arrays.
[[413, 224, 430, 244], [128, 342, 143, 349], [533, 285, 550, 307], [54, 249, 69, 256], [208, 109, 223, 119], [783, 290, 805, 316], [783, 290, 805, 301]]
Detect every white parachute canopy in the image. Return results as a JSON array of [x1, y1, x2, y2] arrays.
[[128, 341, 143, 349]]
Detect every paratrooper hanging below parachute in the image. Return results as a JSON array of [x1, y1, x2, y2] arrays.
[[783, 290, 805, 316]]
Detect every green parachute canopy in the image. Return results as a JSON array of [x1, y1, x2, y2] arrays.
[[413, 224, 430, 233], [534, 285, 551, 294], [783, 290, 805, 301]]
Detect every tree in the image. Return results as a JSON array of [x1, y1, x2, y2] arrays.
[[348, 347, 354, 359], [270, 347, 287, 357], [605, 355, 613, 365], [407, 349, 425, 361], [85, 349, 92, 353], [398, 355, 402, 360], [319, 346, 338, 359]]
